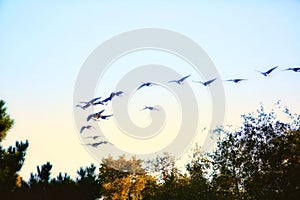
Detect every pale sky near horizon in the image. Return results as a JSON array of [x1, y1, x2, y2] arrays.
[[1, 1, 300, 180]]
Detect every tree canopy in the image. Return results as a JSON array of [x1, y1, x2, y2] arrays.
[[0, 99, 299, 199]]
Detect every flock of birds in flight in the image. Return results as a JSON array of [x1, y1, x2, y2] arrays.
[[76, 66, 300, 148]]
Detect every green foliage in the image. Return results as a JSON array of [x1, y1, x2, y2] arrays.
[[1, 99, 299, 199], [99, 155, 149, 200], [0, 100, 28, 199], [211, 104, 300, 199], [0, 100, 14, 142]]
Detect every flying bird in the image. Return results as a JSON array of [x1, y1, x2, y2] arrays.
[[225, 79, 247, 83], [87, 109, 105, 121], [141, 106, 159, 111], [80, 125, 95, 133], [114, 91, 126, 96], [76, 104, 87, 110], [93, 100, 105, 105], [193, 78, 217, 86], [256, 66, 278, 77], [77, 97, 102, 109], [168, 74, 191, 85], [97, 114, 113, 120], [85, 135, 103, 140], [84, 141, 112, 147], [283, 67, 300, 72], [102, 91, 126, 103], [136, 82, 158, 90]]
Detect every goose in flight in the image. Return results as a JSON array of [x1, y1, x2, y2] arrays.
[[283, 67, 300, 72], [141, 106, 159, 111], [225, 79, 247, 83], [93, 100, 105, 105], [76, 104, 87, 110], [114, 91, 126, 96], [77, 97, 102, 109], [85, 135, 103, 140], [87, 110, 113, 121], [136, 82, 158, 90], [98, 114, 113, 120], [256, 66, 278, 76], [80, 125, 95, 133], [168, 74, 191, 85], [102, 91, 126, 103], [193, 78, 217, 86], [84, 141, 112, 147], [87, 109, 105, 121]]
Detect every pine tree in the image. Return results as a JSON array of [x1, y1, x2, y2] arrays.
[[0, 100, 29, 197]]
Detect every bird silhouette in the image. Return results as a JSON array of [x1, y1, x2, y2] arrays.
[[93, 100, 105, 105], [136, 82, 158, 90], [283, 67, 300, 72], [225, 79, 247, 83], [114, 91, 126, 96], [76, 104, 87, 110], [256, 66, 278, 76], [87, 109, 105, 122], [84, 141, 112, 147], [193, 78, 217, 86], [102, 91, 126, 103], [168, 74, 191, 85], [80, 125, 95, 133], [77, 97, 102, 109], [141, 106, 159, 111], [85, 135, 103, 140], [98, 114, 113, 120]]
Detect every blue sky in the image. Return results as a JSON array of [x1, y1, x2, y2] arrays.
[[1, 0, 300, 179]]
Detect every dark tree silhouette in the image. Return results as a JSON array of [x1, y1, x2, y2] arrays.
[[211, 104, 300, 199], [0, 100, 29, 199]]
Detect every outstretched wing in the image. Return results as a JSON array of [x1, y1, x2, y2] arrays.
[[89, 141, 112, 147], [179, 74, 191, 82], [97, 109, 105, 115], [140, 106, 148, 111], [76, 104, 85, 110], [205, 78, 217, 85], [266, 66, 278, 74], [102, 95, 112, 103], [226, 79, 247, 83], [168, 80, 178, 83], [115, 91, 125, 96], [90, 97, 102, 103], [137, 83, 146, 90], [80, 126, 86, 133], [87, 113, 95, 122], [150, 82, 158, 86], [236, 79, 247, 82], [94, 100, 104, 105], [101, 114, 113, 119]]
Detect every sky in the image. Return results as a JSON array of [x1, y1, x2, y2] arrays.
[[1, 0, 300, 180]]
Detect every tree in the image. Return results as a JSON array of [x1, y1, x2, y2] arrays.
[[185, 145, 214, 199], [211, 104, 300, 199], [0, 100, 29, 198], [26, 163, 101, 199], [99, 155, 151, 200], [143, 153, 189, 200], [75, 164, 101, 199], [0, 100, 14, 142]]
